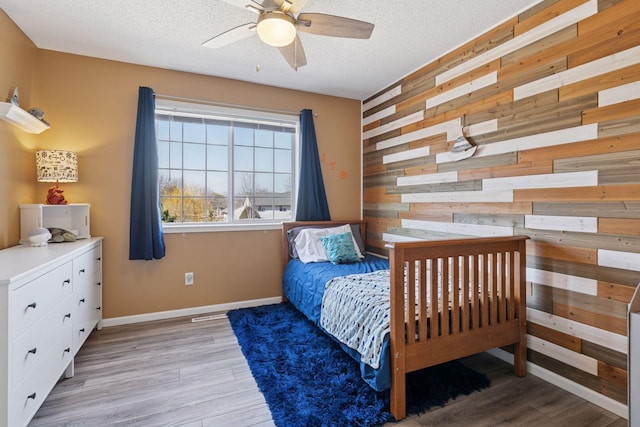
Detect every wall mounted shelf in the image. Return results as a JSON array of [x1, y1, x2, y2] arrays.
[[0, 101, 49, 134]]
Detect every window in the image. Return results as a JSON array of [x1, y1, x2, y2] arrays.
[[155, 100, 297, 229]]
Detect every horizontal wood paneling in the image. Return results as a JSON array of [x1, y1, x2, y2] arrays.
[[518, 132, 640, 163], [533, 200, 640, 217], [408, 201, 532, 215], [527, 267, 598, 295], [528, 349, 627, 403], [514, 0, 590, 36], [514, 184, 640, 201], [436, 0, 597, 85], [527, 252, 640, 287], [554, 302, 627, 335], [599, 218, 640, 236], [582, 98, 640, 124], [597, 280, 637, 303], [362, 0, 640, 408], [527, 307, 627, 354], [599, 80, 640, 107], [527, 240, 597, 264], [527, 321, 582, 353], [457, 160, 553, 181], [514, 45, 640, 100], [583, 341, 627, 370], [570, 4, 640, 67]]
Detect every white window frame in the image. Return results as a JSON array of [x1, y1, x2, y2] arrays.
[[155, 99, 299, 233]]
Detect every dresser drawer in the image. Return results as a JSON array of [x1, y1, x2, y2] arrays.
[[73, 246, 102, 283], [10, 335, 74, 427], [73, 272, 102, 318], [10, 262, 73, 340], [72, 270, 102, 353], [12, 296, 73, 390], [72, 319, 96, 354], [71, 244, 102, 354]]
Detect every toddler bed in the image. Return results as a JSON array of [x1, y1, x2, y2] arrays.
[[281, 220, 528, 420]]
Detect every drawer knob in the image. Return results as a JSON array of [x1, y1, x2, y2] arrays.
[[27, 393, 37, 400], [79, 268, 86, 274], [64, 347, 71, 353], [63, 279, 71, 285], [26, 302, 37, 310], [27, 347, 37, 355], [97, 282, 102, 286], [80, 298, 86, 303], [97, 257, 101, 261], [97, 306, 102, 310], [79, 328, 85, 333], [64, 313, 72, 319]]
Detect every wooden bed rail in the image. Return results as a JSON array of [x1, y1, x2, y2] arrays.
[[385, 235, 528, 420]]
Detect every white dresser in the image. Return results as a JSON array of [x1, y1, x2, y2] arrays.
[[0, 238, 103, 427]]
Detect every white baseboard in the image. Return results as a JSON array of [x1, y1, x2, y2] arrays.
[[102, 296, 283, 327], [486, 348, 629, 420]]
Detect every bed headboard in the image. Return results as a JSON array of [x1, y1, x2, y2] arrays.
[[281, 220, 367, 270]]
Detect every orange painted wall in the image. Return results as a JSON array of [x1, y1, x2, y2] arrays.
[[0, 10, 362, 319], [0, 10, 38, 248]]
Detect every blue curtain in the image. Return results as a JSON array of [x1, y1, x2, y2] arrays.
[[295, 109, 330, 220], [129, 86, 165, 260]]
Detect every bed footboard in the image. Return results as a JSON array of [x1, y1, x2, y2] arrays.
[[386, 236, 528, 420]]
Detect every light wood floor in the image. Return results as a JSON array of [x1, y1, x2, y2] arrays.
[[30, 313, 626, 427]]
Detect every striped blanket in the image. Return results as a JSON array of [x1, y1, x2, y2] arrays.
[[320, 270, 392, 369], [320, 265, 457, 369]]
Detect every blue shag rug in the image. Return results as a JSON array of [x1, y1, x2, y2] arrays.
[[227, 302, 490, 427]]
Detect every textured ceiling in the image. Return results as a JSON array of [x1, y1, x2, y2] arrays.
[[0, 0, 541, 100]]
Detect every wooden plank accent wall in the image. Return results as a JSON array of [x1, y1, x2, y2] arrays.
[[362, 0, 640, 411]]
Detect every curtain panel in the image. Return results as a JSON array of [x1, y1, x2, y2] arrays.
[[295, 109, 330, 221], [129, 86, 165, 260]]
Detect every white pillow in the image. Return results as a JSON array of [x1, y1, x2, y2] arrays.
[[294, 224, 364, 263]]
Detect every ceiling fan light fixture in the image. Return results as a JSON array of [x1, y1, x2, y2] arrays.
[[256, 12, 296, 47]]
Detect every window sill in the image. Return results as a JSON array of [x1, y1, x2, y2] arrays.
[[162, 222, 283, 234]]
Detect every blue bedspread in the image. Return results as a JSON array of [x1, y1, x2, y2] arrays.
[[282, 254, 392, 391]]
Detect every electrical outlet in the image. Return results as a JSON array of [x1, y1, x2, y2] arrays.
[[185, 272, 194, 286]]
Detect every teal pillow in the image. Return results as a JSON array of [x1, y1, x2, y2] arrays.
[[319, 232, 361, 264]]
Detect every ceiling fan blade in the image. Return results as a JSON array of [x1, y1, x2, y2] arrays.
[[219, 0, 265, 12], [297, 13, 374, 39], [274, 0, 309, 14], [279, 35, 307, 70], [202, 23, 256, 49], [257, 0, 280, 9]]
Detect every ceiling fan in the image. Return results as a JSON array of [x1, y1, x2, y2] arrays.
[[202, 0, 374, 70]]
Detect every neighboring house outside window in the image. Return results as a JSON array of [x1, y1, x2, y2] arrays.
[[155, 100, 298, 232]]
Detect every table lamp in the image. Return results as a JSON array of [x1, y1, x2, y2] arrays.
[[36, 150, 78, 205]]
